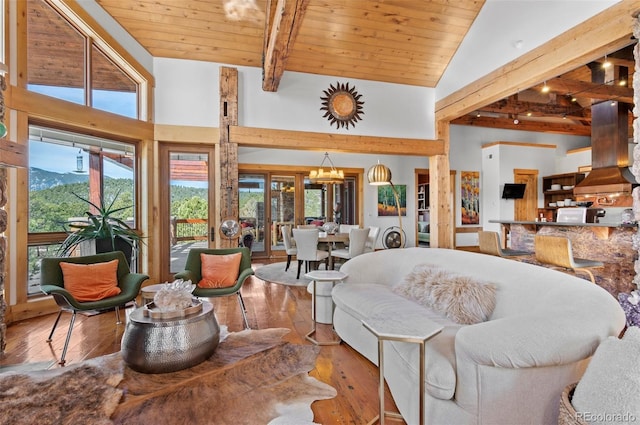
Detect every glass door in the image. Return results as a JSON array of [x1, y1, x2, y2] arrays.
[[270, 175, 296, 252], [239, 173, 266, 256], [159, 144, 214, 282]]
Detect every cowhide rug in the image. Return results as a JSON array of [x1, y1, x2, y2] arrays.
[[0, 328, 336, 425]]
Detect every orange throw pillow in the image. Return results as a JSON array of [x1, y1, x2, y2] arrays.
[[198, 252, 242, 288], [60, 259, 121, 302]]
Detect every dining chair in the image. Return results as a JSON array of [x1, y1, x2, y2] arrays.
[[339, 224, 360, 234], [281, 225, 297, 271], [292, 228, 329, 279], [534, 235, 604, 284], [174, 247, 254, 329], [478, 230, 530, 257], [40, 251, 149, 364], [331, 227, 370, 268], [364, 226, 380, 253]]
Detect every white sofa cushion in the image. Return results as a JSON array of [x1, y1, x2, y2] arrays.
[[332, 283, 461, 400]]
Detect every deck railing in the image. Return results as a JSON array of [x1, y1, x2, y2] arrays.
[[170, 217, 208, 245]]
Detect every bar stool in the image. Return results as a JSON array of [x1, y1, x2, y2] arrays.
[[534, 235, 604, 284], [478, 230, 530, 257]]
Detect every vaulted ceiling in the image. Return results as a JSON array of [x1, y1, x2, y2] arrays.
[[29, 0, 637, 136]]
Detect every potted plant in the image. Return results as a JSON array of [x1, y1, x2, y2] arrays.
[[57, 191, 142, 265]]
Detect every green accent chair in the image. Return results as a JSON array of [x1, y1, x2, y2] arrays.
[[40, 251, 149, 365], [174, 247, 254, 329]]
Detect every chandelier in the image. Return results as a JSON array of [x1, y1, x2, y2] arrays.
[[309, 152, 344, 184]]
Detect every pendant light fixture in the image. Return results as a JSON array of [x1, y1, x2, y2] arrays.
[[309, 152, 345, 184]]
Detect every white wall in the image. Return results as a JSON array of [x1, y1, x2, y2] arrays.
[[154, 58, 435, 139]]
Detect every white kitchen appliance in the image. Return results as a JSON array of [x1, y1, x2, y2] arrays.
[[556, 207, 587, 223]]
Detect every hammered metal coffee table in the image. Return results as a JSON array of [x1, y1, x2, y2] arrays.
[[121, 300, 220, 373]]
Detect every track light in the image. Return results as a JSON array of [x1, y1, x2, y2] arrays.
[[541, 81, 550, 93], [602, 54, 611, 69]]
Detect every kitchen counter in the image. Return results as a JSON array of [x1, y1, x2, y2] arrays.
[[489, 220, 638, 298], [489, 220, 637, 228]]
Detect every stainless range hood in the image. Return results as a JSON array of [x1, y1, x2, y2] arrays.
[[573, 61, 637, 197]]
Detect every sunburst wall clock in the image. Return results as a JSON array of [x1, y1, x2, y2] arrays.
[[320, 82, 364, 129]]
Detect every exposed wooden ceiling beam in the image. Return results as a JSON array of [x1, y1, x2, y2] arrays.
[[538, 76, 633, 103], [479, 95, 592, 121], [262, 0, 310, 92], [451, 115, 592, 136], [230, 125, 444, 156]]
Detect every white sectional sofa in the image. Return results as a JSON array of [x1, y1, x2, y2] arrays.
[[332, 248, 625, 425]]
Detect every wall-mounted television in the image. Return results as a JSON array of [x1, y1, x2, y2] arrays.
[[502, 183, 526, 199]]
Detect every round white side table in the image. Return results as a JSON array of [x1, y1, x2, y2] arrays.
[[304, 270, 347, 346]]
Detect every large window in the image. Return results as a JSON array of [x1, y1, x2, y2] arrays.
[[27, 125, 136, 295], [26, 0, 140, 119]]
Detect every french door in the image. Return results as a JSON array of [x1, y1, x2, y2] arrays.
[[159, 144, 215, 283]]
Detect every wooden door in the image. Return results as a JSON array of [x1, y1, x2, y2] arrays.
[[514, 169, 538, 221]]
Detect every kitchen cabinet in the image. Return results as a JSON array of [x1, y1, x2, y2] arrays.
[[542, 172, 586, 219]]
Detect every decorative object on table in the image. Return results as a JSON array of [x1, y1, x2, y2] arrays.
[[322, 221, 339, 234], [0, 328, 337, 425], [622, 208, 635, 224], [309, 152, 344, 184], [150, 279, 195, 312], [320, 81, 364, 129], [56, 190, 143, 266], [618, 290, 640, 327], [461, 171, 480, 225], [368, 160, 406, 248]]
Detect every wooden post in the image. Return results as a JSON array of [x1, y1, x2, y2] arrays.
[[429, 121, 454, 248], [219, 67, 239, 248]]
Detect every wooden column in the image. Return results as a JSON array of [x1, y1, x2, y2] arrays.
[[429, 121, 453, 248], [219, 67, 239, 248]]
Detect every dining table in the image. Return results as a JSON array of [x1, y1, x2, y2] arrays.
[[318, 231, 350, 269]]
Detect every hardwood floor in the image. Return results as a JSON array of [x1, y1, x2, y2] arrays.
[[0, 262, 403, 424]]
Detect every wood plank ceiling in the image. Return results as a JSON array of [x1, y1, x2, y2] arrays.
[[96, 0, 482, 88], [29, 0, 637, 136]]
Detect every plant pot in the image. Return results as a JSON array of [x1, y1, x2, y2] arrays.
[[95, 237, 133, 266]]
